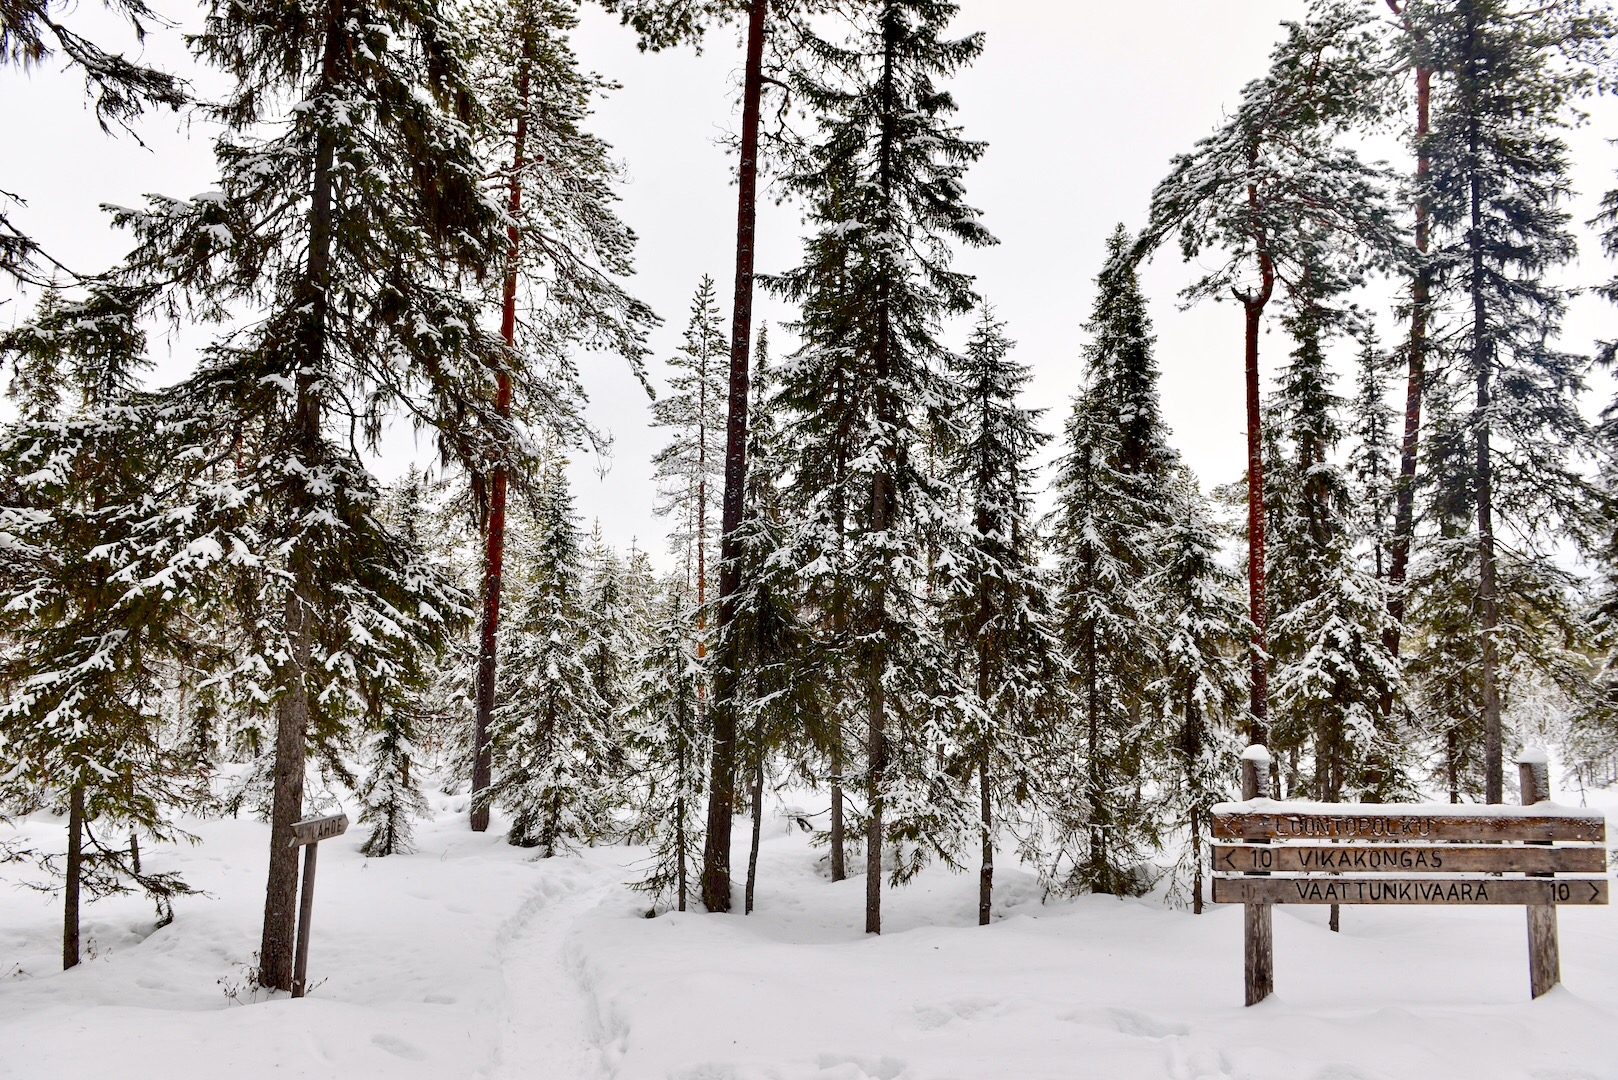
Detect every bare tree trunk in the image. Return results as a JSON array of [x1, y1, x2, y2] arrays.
[[978, 757, 992, 926], [63, 783, 84, 970], [261, 560, 313, 990], [746, 751, 764, 914], [472, 47, 530, 835], [702, 0, 769, 916], [1447, 728, 1461, 803], [262, 0, 342, 990], [1241, 290, 1271, 744], [829, 727, 846, 881], [865, 649, 886, 935]]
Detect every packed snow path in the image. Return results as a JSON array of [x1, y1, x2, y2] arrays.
[[4, 787, 1618, 1079], [484, 859, 617, 1080]]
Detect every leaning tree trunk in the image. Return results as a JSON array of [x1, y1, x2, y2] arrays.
[[260, 0, 342, 991], [472, 45, 531, 835], [63, 783, 84, 970], [702, 0, 769, 916], [745, 739, 765, 914]]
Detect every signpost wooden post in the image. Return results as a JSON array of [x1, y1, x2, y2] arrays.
[[1212, 749, 1607, 1005], [288, 812, 348, 999], [1519, 749, 1559, 999], [1239, 745, 1273, 1006]]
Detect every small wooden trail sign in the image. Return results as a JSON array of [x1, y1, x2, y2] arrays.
[[288, 812, 348, 999], [1214, 877, 1608, 906], [1216, 748, 1608, 1006]]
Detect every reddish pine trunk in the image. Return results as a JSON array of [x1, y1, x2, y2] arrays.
[[1385, 1, 1431, 664], [1241, 289, 1271, 744], [471, 48, 530, 833], [702, 0, 768, 916]]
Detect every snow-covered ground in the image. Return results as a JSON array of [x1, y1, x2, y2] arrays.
[[4, 783, 1618, 1080]]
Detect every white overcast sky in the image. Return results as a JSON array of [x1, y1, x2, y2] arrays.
[[3, 1, 1616, 568]]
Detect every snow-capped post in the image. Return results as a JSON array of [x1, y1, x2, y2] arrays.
[[289, 813, 349, 999], [1239, 743, 1274, 1006], [1518, 747, 1559, 999]]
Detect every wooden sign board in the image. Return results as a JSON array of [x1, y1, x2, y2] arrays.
[[1213, 876, 1608, 906], [1212, 807, 1605, 844], [291, 813, 349, 847], [1213, 843, 1607, 875]]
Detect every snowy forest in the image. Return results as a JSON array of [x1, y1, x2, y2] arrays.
[[7, 0, 1618, 1043]]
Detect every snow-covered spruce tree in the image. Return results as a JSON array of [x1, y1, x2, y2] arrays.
[[1405, 531, 1588, 800], [625, 581, 708, 912], [0, 285, 201, 968], [1264, 269, 1399, 860], [462, 0, 654, 836], [1413, 0, 1602, 802], [941, 306, 1064, 925], [488, 462, 615, 853], [722, 326, 819, 913], [581, 522, 637, 728], [1049, 227, 1179, 897], [652, 275, 729, 604], [1142, 3, 1395, 743], [1146, 475, 1246, 914], [1348, 325, 1398, 579], [99, 0, 507, 987], [766, 0, 993, 934], [354, 472, 445, 857], [766, 165, 866, 884]]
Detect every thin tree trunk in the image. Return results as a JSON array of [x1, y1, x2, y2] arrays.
[[1447, 728, 1460, 803], [1086, 631, 1104, 892], [63, 783, 84, 970], [472, 47, 530, 835], [261, 0, 343, 990], [1466, 51, 1502, 804], [865, 647, 886, 935], [978, 756, 992, 926], [746, 750, 764, 914], [829, 726, 846, 881], [702, 0, 769, 916]]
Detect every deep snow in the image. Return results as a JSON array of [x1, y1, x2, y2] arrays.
[[3, 783, 1617, 1080]]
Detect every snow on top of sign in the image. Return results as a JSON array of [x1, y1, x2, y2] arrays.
[[1516, 746, 1550, 765], [1209, 797, 1604, 818], [1239, 743, 1272, 764]]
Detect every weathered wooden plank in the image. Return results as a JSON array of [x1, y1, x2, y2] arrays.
[[1211, 876, 1609, 906], [1212, 843, 1607, 874], [290, 813, 350, 847], [1211, 807, 1605, 843]]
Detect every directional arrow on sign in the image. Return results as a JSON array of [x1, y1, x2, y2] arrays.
[[1219, 846, 1237, 870]]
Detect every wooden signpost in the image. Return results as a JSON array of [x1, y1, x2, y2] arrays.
[[1213, 748, 1608, 1005], [289, 812, 348, 999]]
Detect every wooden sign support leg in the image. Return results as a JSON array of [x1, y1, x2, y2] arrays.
[[1518, 751, 1559, 999], [291, 840, 319, 999], [1240, 749, 1273, 1006]]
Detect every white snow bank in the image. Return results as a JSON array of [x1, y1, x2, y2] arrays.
[[2, 783, 1617, 1080]]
